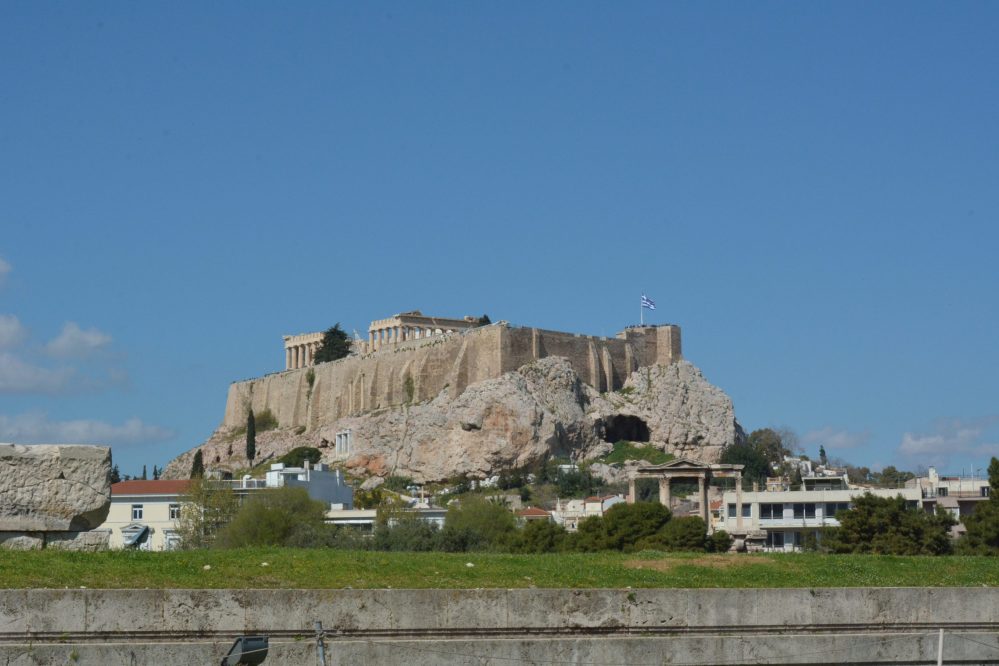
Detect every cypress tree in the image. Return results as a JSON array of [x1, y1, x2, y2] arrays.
[[141, 465, 147, 480], [110, 464, 121, 484], [191, 450, 205, 478], [246, 409, 257, 464]]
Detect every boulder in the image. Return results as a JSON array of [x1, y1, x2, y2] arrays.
[[0, 444, 111, 531]]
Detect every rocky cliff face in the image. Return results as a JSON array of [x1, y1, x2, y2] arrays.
[[164, 358, 743, 483]]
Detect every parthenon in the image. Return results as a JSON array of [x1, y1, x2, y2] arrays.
[[367, 311, 481, 351], [283, 311, 482, 370]]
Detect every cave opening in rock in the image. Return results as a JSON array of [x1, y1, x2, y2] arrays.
[[602, 415, 650, 443]]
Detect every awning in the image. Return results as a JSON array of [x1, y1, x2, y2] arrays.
[[121, 524, 149, 547]]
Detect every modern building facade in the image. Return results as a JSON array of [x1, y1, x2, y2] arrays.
[[719, 475, 923, 551]]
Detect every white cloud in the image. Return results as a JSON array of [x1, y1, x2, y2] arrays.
[[0, 412, 173, 445], [897, 417, 999, 466], [0, 315, 26, 349], [0, 353, 75, 393], [46, 322, 112, 358], [802, 426, 871, 451], [0, 258, 10, 287]]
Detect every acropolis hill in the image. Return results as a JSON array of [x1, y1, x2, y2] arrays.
[[164, 312, 743, 482]]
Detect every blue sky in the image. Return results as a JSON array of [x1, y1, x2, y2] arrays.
[[2, 3, 997, 477]]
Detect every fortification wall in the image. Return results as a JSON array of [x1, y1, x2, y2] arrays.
[[222, 324, 681, 430]]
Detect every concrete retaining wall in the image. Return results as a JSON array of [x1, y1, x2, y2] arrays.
[[3, 588, 999, 664]]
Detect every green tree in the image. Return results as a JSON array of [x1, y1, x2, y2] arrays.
[[638, 516, 709, 552], [824, 493, 955, 555], [819, 446, 828, 466], [442, 495, 517, 551], [175, 477, 240, 549], [720, 444, 771, 488], [601, 501, 672, 552], [958, 456, 999, 554], [246, 409, 256, 464], [216, 486, 327, 548], [373, 515, 440, 552], [476, 314, 491, 326], [190, 450, 205, 478], [510, 520, 567, 553], [313, 323, 352, 364], [110, 464, 121, 484], [875, 466, 915, 488], [141, 465, 147, 480]]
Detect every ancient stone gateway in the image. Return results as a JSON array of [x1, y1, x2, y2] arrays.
[[628, 457, 743, 529]]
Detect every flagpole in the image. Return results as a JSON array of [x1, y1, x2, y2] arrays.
[[640, 294, 643, 326]]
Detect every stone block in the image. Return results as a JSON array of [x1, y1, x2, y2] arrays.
[[0, 532, 43, 550], [44, 530, 110, 551], [0, 444, 111, 531]]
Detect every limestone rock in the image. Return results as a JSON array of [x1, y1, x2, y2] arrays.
[[0, 444, 111, 531], [166, 358, 744, 483], [591, 361, 745, 461]]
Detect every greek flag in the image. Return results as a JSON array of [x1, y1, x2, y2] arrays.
[[641, 294, 656, 310]]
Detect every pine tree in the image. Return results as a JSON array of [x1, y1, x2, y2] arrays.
[[141, 465, 147, 480], [110, 464, 121, 484], [312, 323, 352, 363], [246, 409, 256, 464], [190, 450, 205, 478], [153, 465, 161, 480]]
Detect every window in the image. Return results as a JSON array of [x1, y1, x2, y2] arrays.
[[982, 487, 990, 498], [805, 503, 816, 519], [825, 502, 851, 518], [728, 504, 751, 518], [793, 503, 804, 519], [169, 504, 181, 520], [766, 531, 785, 548], [937, 487, 948, 497], [131, 504, 143, 521], [760, 503, 783, 520]]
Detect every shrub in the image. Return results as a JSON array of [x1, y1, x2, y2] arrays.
[[276, 446, 322, 468], [444, 495, 517, 551], [216, 486, 327, 548], [708, 529, 734, 553], [403, 372, 415, 403], [602, 441, 673, 466], [510, 520, 567, 554], [255, 408, 278, 432], [383, 475, 415, 493], [373, 515, 440, 551], [637, 516, 708, 552], [602, 501, 672, 552]]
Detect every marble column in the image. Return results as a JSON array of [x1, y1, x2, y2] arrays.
[[659, 477, 671, 508], [628, 478, 636, 504], [293, 346, 300, 369], [286, 348, 292, 370], [698, 476, 708, 524], [736, 473, 744, 530]]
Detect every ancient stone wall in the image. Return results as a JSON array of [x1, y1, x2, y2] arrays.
[[222, 323, 681, 430]]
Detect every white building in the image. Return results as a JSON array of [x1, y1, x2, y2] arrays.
[[551, 494, 626, 531], [908, 466, 991, 532], [719, 475, 923, 551], [104, 480, 189, 551], [102, 462, 354, 551]]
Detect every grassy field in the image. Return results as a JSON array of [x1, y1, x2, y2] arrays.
[[1, 549, 998, 589]]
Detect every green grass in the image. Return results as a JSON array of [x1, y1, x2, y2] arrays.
[[2, 550, 997, 589], [600, 441, 674, 466]]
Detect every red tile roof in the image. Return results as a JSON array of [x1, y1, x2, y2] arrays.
[[584, 495, 618, 502], [516, 507, 552, 517], [112, 480, 190, 496]]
